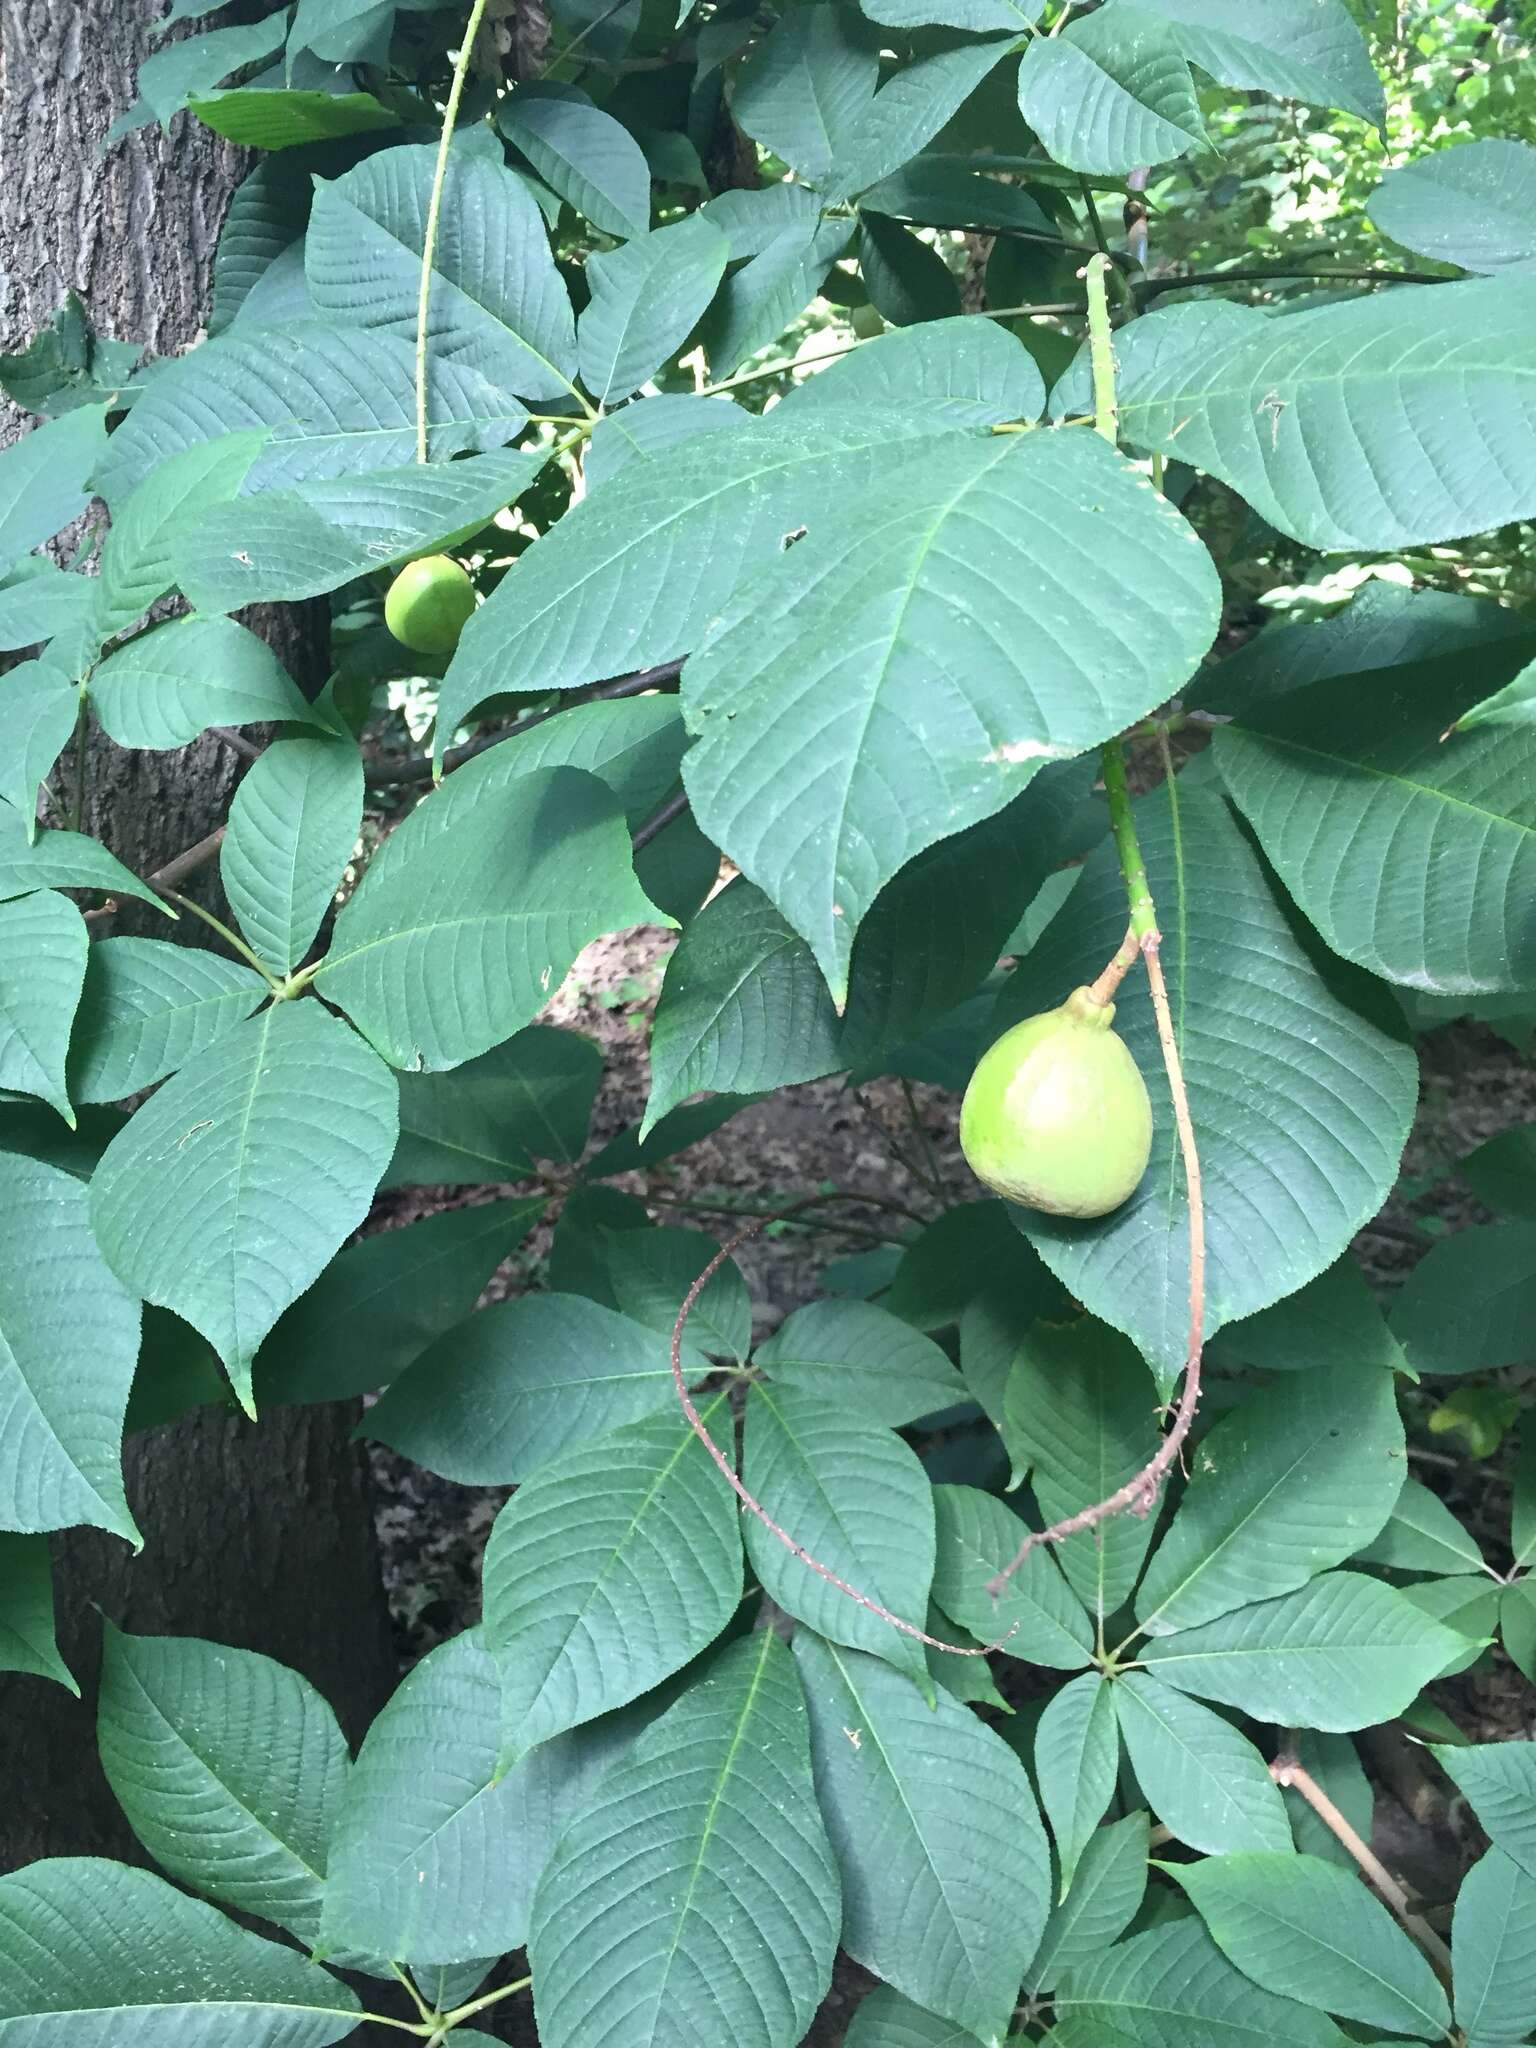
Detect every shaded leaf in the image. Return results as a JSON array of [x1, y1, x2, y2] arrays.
[[90, 615, 316, 750], [0, 405, 110, 577], [578, 214, 728, 405], [930, 1483, 1094, 1671], [1035, 1672, 1120, 1896], [1454, 1846, 1536, 2045], [1353, 1477, 1487, 1577], [69, 939, 267, 1107], [0, 890, 87, 1122], [95, 431, 267, 636], [1113, 1672, 1292, 1856], [1433, 1740, 1536, 1882], [1029, 1811, 1150, 1991], [0, 1533, 72, 1689], [222, 736, 363, 976], [1392, 1222, 1536, 1377], [387, 1024, 600, 1185], [500, 88, 652, 239], [756, 1298, 962, 1427]]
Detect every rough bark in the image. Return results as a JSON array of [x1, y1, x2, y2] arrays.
[[0, 0, 397, 1870]]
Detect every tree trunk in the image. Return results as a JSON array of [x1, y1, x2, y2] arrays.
[[0, 0, 398, 1868]]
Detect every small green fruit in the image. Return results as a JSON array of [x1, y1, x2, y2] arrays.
[[384, 554, 475, 655], [960, 986, 1152, 1218]]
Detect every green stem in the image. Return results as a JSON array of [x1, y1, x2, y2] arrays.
[[1084, 252, 1117, 446], [160, 889, 283, 990], [417, 0, 501, 463], [1100, 741, 1158, 943], [390, 1964, 435, 2025], [438, 1975, 533, 2028]]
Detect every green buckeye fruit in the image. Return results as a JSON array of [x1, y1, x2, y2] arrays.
[[384, 553, 476, 655], [960, 986, 1152, 1218]]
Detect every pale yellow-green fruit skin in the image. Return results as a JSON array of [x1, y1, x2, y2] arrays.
[[960, 986, 1153, 1218], [384, 554, 475, 655]]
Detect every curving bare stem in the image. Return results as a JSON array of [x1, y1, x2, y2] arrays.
[[669, 1204, 1013, 1657]]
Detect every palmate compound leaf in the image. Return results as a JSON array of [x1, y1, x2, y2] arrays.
[[96, 1625, 349, 1947], [320, 1629, 623, 1966], [89, 1001, 399, 1414], [0, 1152, 140, 1542], [1111, 1672, 1292, 1856], [1133, 1366, 1406, 1636], [528, 1630, 840, 2048], [1141, 1570, 1469, 1731], [1171, 1851, 1451, 2040], [1214, 655, 1536, 994], [314, 764, 668, 1073], [996, 782, 1419, 1386], [1052, 277, 1536, 550], [433, 404, 957, 761], [1017, 5, 1207, 176], [0, 1859, 360, 2046], [794, 1630, 1050, 2045], [483, 1401, 743, 1768], [741, 1383, 936, 1684], [92, 323, 527, 511], [681, 424, 1220, 999], [1051, 1914, 1352, 2048], [362, 1290, 681, 1483], [306, 144, 579, 404]]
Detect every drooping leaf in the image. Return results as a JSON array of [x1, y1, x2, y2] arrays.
[[0, 1859, 360, 2045], [1135, 1368, 1405, 1635], [90, 1001, 398, 1412], [93, 323, 526, 509], [307, 144, 579, 404], [173, 446, 549, 614], [1028, 1811, 1150, 1991], [1134, 0, 1384, 124], [221, 736, 362, 977], [321, 1629, 617, 1965], [68, 939, 267, 1107], [1017, 7, 1206, 175], [1453, 1846, 1536, 2046], [1371, 138, 1536, 275], [1142, 1570, 1467, 1731], [190, 85, 403, 150], [930, 1483, 1094, 1671], [1035, 1672, 1120, 1897], [0, 404, 110, 577], [1113, 1672, 1291, 1856], [999, 783, 1418, 1385], [1002, 1318, 1161, 1620], [499, 87, 653, 239], [254, 1197, 544, 1407], [94, 431, 268, 636], [755, 1298, 962, 1427], [732, 5, 878, 184], [1392, 1222, 1536, 1377], [529, 1631, 840, 2048], [0, 890, 88, 1122], [681, 426, 1219, 998], [1052, 280, 1536, 550], [743, 1384, 935, 1682], [89, 614, 318, 750], [795, 1630, 1050, 2041], [0, 1533, 72, 1689], [315, 764, 666, 1072], [386, 1024, 601, 1184], [97, 1625, 348, 1945], [1172, 1851, 1451, 2040], [362, 1290, 676, 1483], [483, 1402, 743, 1766], [1215, 659, 1536, 994], [1432, 1741, 1536, 1883], [577, 214, 728, 405], [1052, 1915, 1351, 2048]]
